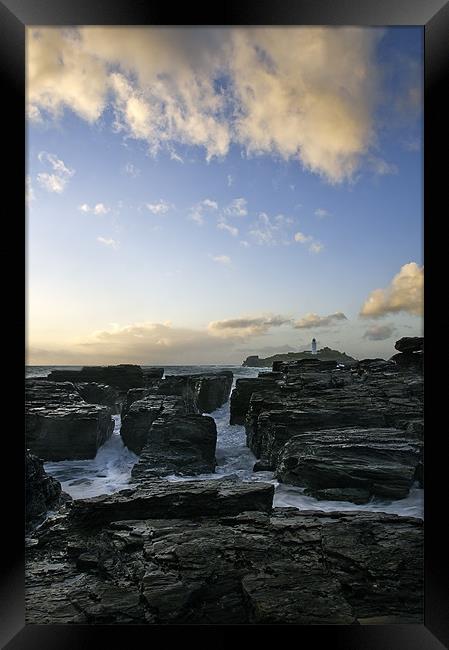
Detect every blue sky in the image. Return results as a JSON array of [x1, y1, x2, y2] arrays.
[[26, 27, 423, 364]]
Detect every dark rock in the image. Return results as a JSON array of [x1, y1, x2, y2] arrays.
[[253, 460, 274, 472], [69, 479, 275, 528], [75, 382, 122, 413], [46, 364, 144, 390], [26, 508, 423, 624], [131, 414, 217, 480], [26, 380, 114, 460], [25, 450, 71, 530], [158, 372, 233, 414], [247, 404, 386, 468], [395, 337, 424, 353], [143, 367, 164, 381], [120, 395, 165, 454], [276, 428, 422, 501], [390, 351, 423, 373], [230, 378, 280, 424], [242, 348, 357, 368]]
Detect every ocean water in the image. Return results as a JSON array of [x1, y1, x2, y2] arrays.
[[26, 364, 424, 518]]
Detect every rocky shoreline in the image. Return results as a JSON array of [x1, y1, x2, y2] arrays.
[[25, 338, 424, 624]]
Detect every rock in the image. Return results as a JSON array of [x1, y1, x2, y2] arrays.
[[69, 479, 275, 528], [247, 404, 386, 469], [46, 364, 144, 390], [25, 450, 71, 529], [390, 351, 423, 373], [242, 348, 357, 368], [276, 428, 422, 501], [120, 395, 165, 454], [230, 378, 280, 424], [143, 367, 164, 382], [395, 337, 424, 353], [158, 371, 233, 414], [26, 380, 114, 460], [131, 414, 217, 480], [121, 387, 154, 419], [75, 382, 122, 413], [25, 507, 423, 624]]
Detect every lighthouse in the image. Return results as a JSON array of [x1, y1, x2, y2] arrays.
[[311, 338, 317, 355]]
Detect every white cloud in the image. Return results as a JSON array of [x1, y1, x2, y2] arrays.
[[123, 162, 140, 177], [293, 312, 347, 329], [368, 156, 399, 176], [78, 202, 110, 214], [294, 231, 312, 243], [145, 199, 172, 215], [294, 230, 324, 253], [217, 221, 239, 237], [26, 176, 35, 204], [170, 151, 184, 163], [209, 254, 231, 265], [227, 174, 233, 187], [360, 262, 423, 317], [309, 241, 324, 254], [37, 173, 67, 193], [250, 212, 293, 246], [36, 151, 75, 193], [189, 198, 218, 225], [97, 236, 119, 249], [27, 27, 392, 183], [240, 240, 250, 248], [315, 208, 331, 218], [224, 197, 247, 217]]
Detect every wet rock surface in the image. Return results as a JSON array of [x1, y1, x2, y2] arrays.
[[25, 501, 423, 624], [276, 428, 422, 501], [26, 379, 114, 460], [131, 414, 217, 479], [25, 450, 71, 530]]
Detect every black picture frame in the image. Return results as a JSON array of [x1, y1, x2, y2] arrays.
[[2, 1, 447, 647]]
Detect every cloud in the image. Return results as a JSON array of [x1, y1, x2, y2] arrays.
[[360, 262, 423, 318], [293, 312, 347, 329], [368, 156, 399, 176], [36, 151, 75, 193], [123, 162, 140, 177], [97, 236, 119, 249], [217, 221, 239, 237], [189, 198, 218, 225], [227, 174, 233, 187], [309, 241, 324, 254], [363, 323, 396, 341], [294, 230, 323, 253], [224, 197, 247, 217], [169, 151, 184, 163], [208, 314, 291, 338], [26, 176, 35, 204], [27, 27, 391, 183], [315, 208, 331, 218], [209, 254, 231, 265], [250, 212, 294, 246], [78, 203, 110, 214], [145, 199, 172, 215], [294, 231, 311, 243]]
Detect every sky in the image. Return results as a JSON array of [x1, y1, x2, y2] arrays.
[[26, 26, 423, 365]]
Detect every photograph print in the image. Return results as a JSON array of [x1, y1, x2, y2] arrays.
[[25, 25, 424, 625]]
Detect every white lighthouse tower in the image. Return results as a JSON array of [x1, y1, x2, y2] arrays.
[[311, 338, 317, 355]]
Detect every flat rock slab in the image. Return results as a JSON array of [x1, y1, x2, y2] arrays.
[[69, 479, 275, 528], [46, 364, 144, 390], [26, 508, 423, 624], [276, 428, 422, 501]]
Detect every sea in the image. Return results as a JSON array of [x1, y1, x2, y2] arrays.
[[26, 365, 424, 519]]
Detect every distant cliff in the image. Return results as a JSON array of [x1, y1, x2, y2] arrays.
[[242, 347, 357, 367]]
